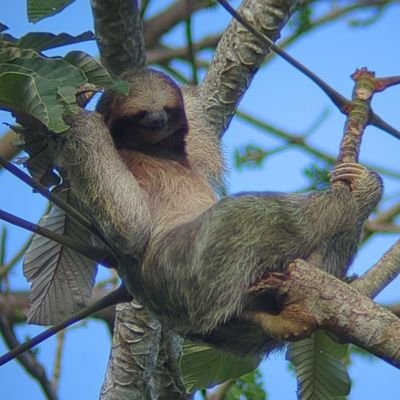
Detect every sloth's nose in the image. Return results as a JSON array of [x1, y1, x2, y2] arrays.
[[143, 110, 168, 129]]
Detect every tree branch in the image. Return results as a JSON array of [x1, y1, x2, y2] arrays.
[[237, 110, 400, 180], [144, 0, 213, 49], [147, 35, 220, 65], [149, 328, 191, 400], [90, 0, 146, 75], [352, 239, 400, 298], [277, 0, 393, 54], [200, 0, 301, 137], [0, 314, 58, 400], [100, 300, 163, 400], [0, 289, 116, 332], [283, 260, 400, 368]]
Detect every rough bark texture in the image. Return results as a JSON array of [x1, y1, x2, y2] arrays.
[[200, 0, 301, 138], [100, 300, 161, 400], [148, 330, 191, 400], [90, 0, 146, 75], [284, 260, 400, 368]]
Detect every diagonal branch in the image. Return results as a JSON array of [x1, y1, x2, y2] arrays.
[[283, 259, 400, 368], [352, 239, 400, 299], [200, 0, 301, 138], [278, 0, 393, 53], [0, 155, 95, 234], [0, 209, 112, 267]]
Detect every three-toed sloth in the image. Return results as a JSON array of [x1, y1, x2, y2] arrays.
[[53, 69, 382, 356]]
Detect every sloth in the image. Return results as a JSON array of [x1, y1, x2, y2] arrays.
[[52, 68, 382, 356]]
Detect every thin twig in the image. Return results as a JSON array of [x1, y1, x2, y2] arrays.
[[52, 331, 65, 392], [217, 0, 400, 141], [0, 209, 113, 267], [276, 0, 392, 58], [0, 286, 131, 366], [237, 110, 400, 179], [185, 0, 198, 84], [0, 314, 58, 399], [0, 155, 94, 234], [0, 237, 32, 280], [0, 203, 51, 280], [144, 0, 213, 48], [147, 34, 220, 64]]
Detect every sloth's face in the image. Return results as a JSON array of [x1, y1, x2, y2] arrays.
[[97, 69, 189, 158]]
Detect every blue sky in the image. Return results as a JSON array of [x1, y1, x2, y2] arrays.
[[1, 1, 400, 399]]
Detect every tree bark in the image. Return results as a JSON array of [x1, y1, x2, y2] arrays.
[[200, 0, 301, 138], [283, 259, 400, 368]]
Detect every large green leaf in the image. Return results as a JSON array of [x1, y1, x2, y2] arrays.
[[0, 63, 79, 132], [1, 31, 94, 51], [181, 342, 260, 393], [0, 40, 128, 133], [18, 31, 95, 51], [288, 331, 351, 400], [0, 71, 48, 125], [27, 0, 75, 22], [64, 51, 128, 91]]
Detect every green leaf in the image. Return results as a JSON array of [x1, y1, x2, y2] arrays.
[[287, 331, 351, 400], [18, 31, 95, 51], [234, 145, 268, 170], [0, 44, 38, 59], [0, 71, 49, 126], [181, 342, 260, 393], [0, 41, 126, 132], [27, 0, 75, 22], [64, 51, 129, 93], [0, 54, 86, 132], [303, 164, 330, 190]]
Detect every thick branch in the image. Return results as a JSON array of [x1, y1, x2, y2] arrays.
[[200, 0, 300, 137], [90, 0, 146, 75], [149, 329, 190, 400], [100, 300, 163, 400], [283, 260, 400, 368]]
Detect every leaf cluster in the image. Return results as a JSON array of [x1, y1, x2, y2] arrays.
[[0, 28, 127, 132]]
